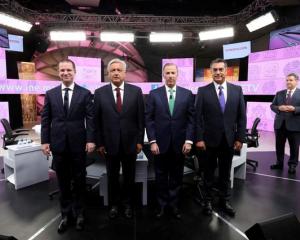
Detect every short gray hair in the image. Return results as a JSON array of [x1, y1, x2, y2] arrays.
[[287, 73, 299, 80], [107, 58, 127, 72]]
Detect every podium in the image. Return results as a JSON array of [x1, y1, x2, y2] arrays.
[[3, 143, 48, 190]]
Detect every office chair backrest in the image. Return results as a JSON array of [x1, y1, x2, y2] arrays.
[[0, 119, 13, 138], [250, 117, 261, 136]]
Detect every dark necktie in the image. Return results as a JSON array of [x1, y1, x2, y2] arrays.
[[115, 87, 122, 113], [63, 88, 70, 115], [286, 90, 292, 104], [218, 85, 225, 113]]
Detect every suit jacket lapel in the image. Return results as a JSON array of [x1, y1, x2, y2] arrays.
[[68, 84, 81, 117], [55, 86, 65, 116], [172, 86, 180, 117], [224, 82, 232, 114], [290, 88, 300, 104], [121, 84, 129, 115], [108, 84, 119, 113], [159, 86, 171, 116], [209, 83, 223, 113]]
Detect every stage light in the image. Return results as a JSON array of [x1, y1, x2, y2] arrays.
[[199, 27, 234, 41], [149, 32, 183, 43], [100, 32, 134, 42], [0, 12, 32, 32], [246, 11, 277, 32], [50, 31, 86, 41]]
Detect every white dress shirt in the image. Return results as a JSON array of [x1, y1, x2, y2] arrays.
[[287, 87, 296, 98], [213, 81, 228, 103], [165, 85, 177, 102], [111, 81, 125, 103], [61, 82, 74, 107]]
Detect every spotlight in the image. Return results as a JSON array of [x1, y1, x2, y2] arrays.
[[246, 11, 277, 32]]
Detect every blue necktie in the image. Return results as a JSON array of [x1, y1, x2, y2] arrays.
[[218, 85, 225, 113]]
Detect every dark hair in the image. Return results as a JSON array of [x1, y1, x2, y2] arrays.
[[210, 58, 227, 69], [58, 59, 76, 72], [287, 73, 299, 81]]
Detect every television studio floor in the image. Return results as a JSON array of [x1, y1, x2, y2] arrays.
[[0, 131, 300, 240]]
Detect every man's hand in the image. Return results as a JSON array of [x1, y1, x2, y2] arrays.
[[42, 143, 51, 156], [150, 142, 160, 155], [86, 142, 96, 153], [234, 141, 243, 151], [286, 105, 295, 112], [182, 143, 192, 155], [278, 105, 290, 112], [196, 141, 206, 151], [136, 143, 143, 154], [97, 146, 107, 157]]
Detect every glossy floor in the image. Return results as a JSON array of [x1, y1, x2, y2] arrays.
[[1, 148, 300, 240]]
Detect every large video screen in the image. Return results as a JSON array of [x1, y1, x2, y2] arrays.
[[162, 58, 194, 86], [247, 102, 275, 132], [270, 24, 300, 50], [0, 28, 9, 48], [0, 101, 9, 132], [247, 44, 300, 95]]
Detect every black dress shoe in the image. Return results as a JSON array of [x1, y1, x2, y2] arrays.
[[270, 164, 283, 170], [76, 214, 85, 231], [288, 165, 296, 174], [202, 201, 213, 216], [124, 206, 133, 219], [57, 216, 68, 234], [171, 207, 181, 219], [109, 206, 118, 219], [219, 201, 235, 217], [155, 208, 165, 219]]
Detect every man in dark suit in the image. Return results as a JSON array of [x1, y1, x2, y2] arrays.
[[270, 73, 300, 174], [94, 58, 144, 219], [41, 59, 95, 233], [145, 63, 195, 219], [195, 58, 246, 217]]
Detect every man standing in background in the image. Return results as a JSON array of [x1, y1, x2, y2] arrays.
[[94, 58, 144, 219], [195, 58, 246, 217], [145, 63, 195, 219], [41, 59, 95, 233], [270, 73, 300, 174]]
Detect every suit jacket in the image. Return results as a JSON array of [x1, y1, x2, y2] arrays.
[[270, 88, 300, 131], [94, 83, 144, 155], [195, 82, 246, 147], [145, 86, 195, 154], [41, 83, 95, 153]]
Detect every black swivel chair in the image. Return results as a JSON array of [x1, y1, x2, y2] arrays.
[[0, 118, 30, 150], [0, 118, 29, 174], [246, 117, 261, 171]]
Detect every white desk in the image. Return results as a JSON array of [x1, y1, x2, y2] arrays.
[[3, 143, 49, 190]]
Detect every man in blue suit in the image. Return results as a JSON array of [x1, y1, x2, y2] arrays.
[[195, 58, 246, 217], [94, 58, 144, 219], [145, 63, 195, 219], [41, 59, 95, 233], [270, 73, 300, 174]]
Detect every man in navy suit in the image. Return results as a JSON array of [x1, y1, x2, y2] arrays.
[[41, 59, 95, 233], [94, 58, 144, 219], [270, 73, 300, 174], [145, 63, 195, 219], [195, 58, 246, 217]]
